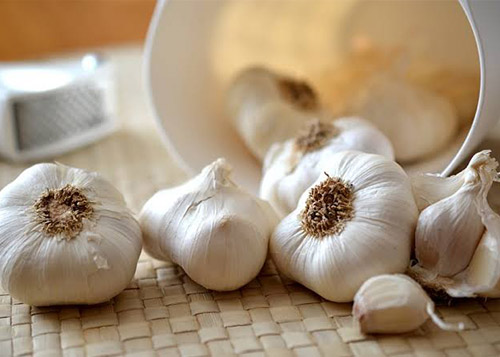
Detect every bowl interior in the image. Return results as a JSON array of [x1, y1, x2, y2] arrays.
[[146, 0, 479, 192]]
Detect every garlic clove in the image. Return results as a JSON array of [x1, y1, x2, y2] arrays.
[[415, 185, 485, 277], [353, 274, 463, 334], [140, 158, 278, 291], [227, 66, 329, 161], [461, 229, 500, 298], [260, 117, 394, 217], [446, 192, 500, 298], [348, 72, 458, 162], [270, 151, 418, 302]]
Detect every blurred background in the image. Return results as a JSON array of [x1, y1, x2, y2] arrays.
[[0, 0, 155, 61], [0, 0, 187, 213]]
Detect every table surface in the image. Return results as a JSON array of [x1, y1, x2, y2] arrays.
[[0, 46, 500, 357]]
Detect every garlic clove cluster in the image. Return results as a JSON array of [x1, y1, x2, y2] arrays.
[[227, 66, 330, 161], [348, 72, 459, 162], [0, 163, 142, 306], [410, 150, 500, 297], [140, 158, 278, 291], [353, 274, 464, 334], [260, 117, 394, 217], [270, 150, 418, 302]]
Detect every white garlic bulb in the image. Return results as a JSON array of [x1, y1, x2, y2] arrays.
[[353, 274, 463, 334], [140, 158, 278, 291], [227, 66, 329, 161], [260, 117, 394, 217], [410, 150, 500, 298], [0, 163, 142, 306], [349, 72, 458, 162], [270, 151, 418, 302]]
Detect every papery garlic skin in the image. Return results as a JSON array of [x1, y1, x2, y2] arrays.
[[270, 151, 418, 302], [0, 163, 142, 306], [227, 67, 329, 161], [349, 73, 458, 162], [260, 117, 394, 217], [140, 158, 278, 291], [414, 151, 497, 277], [353, 274, 463, 334]]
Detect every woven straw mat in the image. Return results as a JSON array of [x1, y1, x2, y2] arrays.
[[1, 48, 500, 357]]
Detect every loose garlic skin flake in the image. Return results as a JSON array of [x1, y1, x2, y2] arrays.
[[353, 274, 463, 334], [140, 159, 278, 291], [270, 151, 418, 302], [227, 67, 329, 161], [349, 73, 458, 162], [0, 164, 142, 306], [260, 117, 394, 217]]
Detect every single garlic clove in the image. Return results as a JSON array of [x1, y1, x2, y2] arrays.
[[260, 117, 394, 217], [140, 158, 278, 291], [415, 185, 485, 277], [446, 194, 500, 298], [462, 229, 500, 297], [353, 274, 463, 334], [227, 66, 329, 161], [348, 72, 458, 162], [270, 151, 418, 302]]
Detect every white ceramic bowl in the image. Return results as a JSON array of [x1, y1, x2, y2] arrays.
[[145, 0, 500, 192]]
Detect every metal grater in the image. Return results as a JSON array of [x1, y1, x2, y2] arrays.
[[0, 54, 116, 162]]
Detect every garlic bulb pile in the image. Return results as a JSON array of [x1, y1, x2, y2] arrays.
[[270, 150, 418, 302], [140, 158, 278, 291], [0, 163, 142, 306], [260, 117, 394, 217], [410, 150, 500, 298], [227, 66, 329, 161], [353, 274, 463, 334], [348, 72, 458, 162]]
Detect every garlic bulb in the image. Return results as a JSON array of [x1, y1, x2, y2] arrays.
[[348, 72, 458, 162], [140, 158, 278, 291], [270, 151, 418, 302], [227, 66, 329, 161], [260, 117, 394, 217], [0, 163, 142, 306], [353, 274, 464, 334], [410, 150, 500, 297]]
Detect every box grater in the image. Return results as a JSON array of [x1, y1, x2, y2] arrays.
[[0, 54, 116, 162]]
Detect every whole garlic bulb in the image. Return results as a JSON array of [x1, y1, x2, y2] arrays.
[[353, 274, 463, 334], [270, 151, 418, 302], [0, 163, 142, 306], [410, 150, 500, 298], [260, 117, 394, 217], [227, 66, 329, 161], [348, 72, 458, 162], [140, 158, 278, 291]]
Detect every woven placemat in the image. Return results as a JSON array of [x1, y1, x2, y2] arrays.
[[0, 48, 500, 357]]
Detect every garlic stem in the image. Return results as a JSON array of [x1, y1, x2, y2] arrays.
[[426, 303, 464, 332]]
